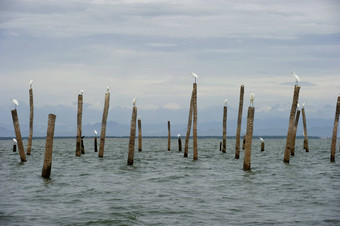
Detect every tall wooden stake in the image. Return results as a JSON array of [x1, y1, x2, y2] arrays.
[[222, 105, 227, 153], [138, 117, 142, 152], [291, 109, 301, 156], [184, 88, 194, 158], [81, 136, 85, 154], [168, 121, 171, 151], [27, 88, 34, 155], [127, 106, 137, 165], [330, 96, 340, 162], [235, 85, 244, 159], [11, 109, 26, 162], [41, 114, 56, 179], [193, 83, 198, 161], [98, 91, 110, 158], [243, 106, 255, 170], [283, 85, 300, 163], [178, 136, 182, 152], [76, 94, 83, 156], [302, 107, 309, 152]]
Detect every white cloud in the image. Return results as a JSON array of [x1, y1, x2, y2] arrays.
[[163, 102, 181, 110]]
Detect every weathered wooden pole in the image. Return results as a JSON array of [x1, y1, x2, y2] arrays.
[[291, 109, 301, 156], [167, 121, 171, 151], [127, 102, 137, 166], [222, 101, 227, 153], [184, 88, 194, 158], [41, 114, 56, 179], [11, 109, 26, 162], [98, 90, 110, 158], [178, 134, 182, 152], [76, 93, 83, 156], [235, 85, 244, 159], [243, 106, 255, 170], [27, 85, 34, 155], [283, 85, 300, 163], [138, 116, 142, 152], [301, 106, 309, 152], [94, 136, 98, 152], [193, 82, 198, 161], [330, 95, 340, 162], [81, 136, 85, 154]]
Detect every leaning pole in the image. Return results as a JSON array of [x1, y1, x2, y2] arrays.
[[127, 101, 137, 166], [291, 108, 301, 156], [235, 85, 244, 159], [330, 95, 340, 162], [98, 89, 110, 158], [11, 109, 26, 162]]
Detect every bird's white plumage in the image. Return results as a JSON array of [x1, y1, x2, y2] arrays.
[[29, 80, 34, 89], [292, 72, 300, 85], [178, 134, 181, 138], [250, 92, 254, 107], [132, 97, 136, 106], [13, 138, 17, 143], [106, 86, 110, 93], [297, 103, 300, 110], [79, 90, 84, 95], [191, 72, 198, 83], [94, 130, 98, 135], [11, 99, 19, 109], [260, 137, 264, 142], [224, 98, 228, 106]]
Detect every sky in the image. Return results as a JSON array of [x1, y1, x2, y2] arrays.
[[0, 0, 340, 135]]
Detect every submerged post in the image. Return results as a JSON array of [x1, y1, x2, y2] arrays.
[[168, 121, 171, 151], [178, 134, 182, 152], [81, 136, 85, 154], [184, 88, 194, 158], [98, 89, 110, 158], [127, 100, 137, 166], [301, 106, 309, 152], [27, 85, 34, 155], [261, 141, 264, 152], [291, 109, 301, 156], [76, 93, 83, 156], [11, 109, 26, 162], [41, 114, 56, 179], [283, 85, 300, 163], [235, 85, 244, 159], [243, 106, 255, 170], [193, 82, 198, 161], [330, 95, 340, 162], [219, 141, 222, 152], [138, 116, 142, 152], [222, 100, 227, 153]]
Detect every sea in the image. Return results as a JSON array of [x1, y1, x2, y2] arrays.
[[0, 137, 339, 225]]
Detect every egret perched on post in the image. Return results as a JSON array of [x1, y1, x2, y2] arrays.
[[94, 130, 98, 135], [178, 134, 181, 138], [11, 99, 19, 109], [29, 80, 34, 89], [250, 92, 254, 107], [106, 86, 110, 93], [191, 72, 198, 83], [13, 138, 17, 143], [79, 90, 84, 95], [292, 72, 300, 86], [224, 98, 228, 106], [132, 97, 136, 106]]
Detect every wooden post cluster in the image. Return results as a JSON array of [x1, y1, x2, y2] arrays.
[[168, 121, 171, 151], [222, 105, 227, 153], [76, 94, 83, 157], [291, 109, 301, 156], [11, 109, 26, 162], [235, 85, 244, 159], [301, 107, 309, 152], [243, 106, 255, 170], [27, 88, 34, 155], [283, 85, 300, 163], [99, 91, 110, 158], [138, 117, 142, 152], [330, 96, 340, 162], [127, 105, 137, 165], [41, 114, 56, 179]]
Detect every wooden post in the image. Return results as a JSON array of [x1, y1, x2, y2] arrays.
[[222, 105, 227, 153], [261, 142, 264, 151], [243, 106, 255, 170], [76, 94, 83, 156], [11, 109, 26, 162], [184, 88, 194, 158], [138, 116, 142, 152], [291, 109, 301, 156], [94, 136, 98, 152], [81, 136, 85, 154], [168, 121, 171, 151], [178, 135, 182, 152], [193, 83, 198, 161], [127, 106, 137, 165], [13, 144, 16, 152], [330, 96, 340, 162], [27, 88, 34, 155], [283, 85, 300, 163], [302, 107, 309, 152], [41, 114, 56, 179], [219, 141, 222, 152], [99, 92, 110, 158], [235, 85, 244, 159]]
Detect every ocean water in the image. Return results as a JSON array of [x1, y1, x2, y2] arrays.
[[0, 138, 339, 226]]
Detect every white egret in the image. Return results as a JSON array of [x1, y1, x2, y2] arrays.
[[11, 99, 19, 109], [178, 134, 181, 138], [259, 137, 264, 142], [224, 98, 228, 106], [250, 92, 254, 107], [13, 138, 17, 143], [106, 86, 110, 93], [297, 103, 300, 110], [29, 80, 34, 89], [292, 72, 300, 86], [133, 97, 136, 106], [191, 72, 198, 83], [94, 130, 98, 135], [79, 90, 84, 95]]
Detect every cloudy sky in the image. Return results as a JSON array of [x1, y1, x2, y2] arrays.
[[0, 0, 340, 133]]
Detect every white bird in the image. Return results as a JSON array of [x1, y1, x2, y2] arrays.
[[302, 102, 305, 108], [191, 72, 198, 83], [79, 90, 84, 95], [94, 130, 98, 135], [11, 99, 19, 109], [250, 92, 254, 107], [106, 86, 110, 93], [292, 72, 300, 86], [132, 97, 136, 106], [178, 134, 181, 138], [259, 137, 264, 142], [13, 138, 17, 143], [297, 103, 300, 110], [224, 98, 228, 106], [29, 80, 34, 89]]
